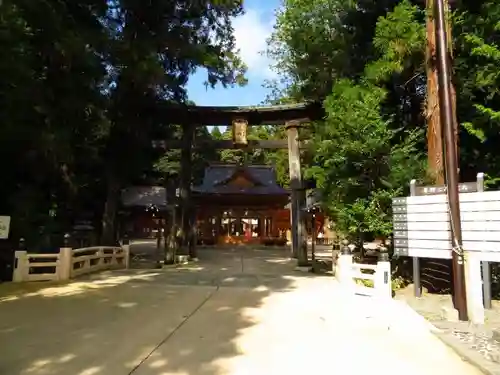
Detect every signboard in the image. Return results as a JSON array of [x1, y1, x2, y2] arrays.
[[392, 190, 500, 260], [413, 182, 477, 196], [0, 216, 11, 239]]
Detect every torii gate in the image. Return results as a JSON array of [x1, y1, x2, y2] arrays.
[[152, 101, 325, 267]]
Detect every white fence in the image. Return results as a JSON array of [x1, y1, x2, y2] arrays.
[[336, 242, 392, 299], [12, 244, 130, 282]]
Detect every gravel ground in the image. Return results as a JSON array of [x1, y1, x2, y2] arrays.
[[395, 286, 500, 374]]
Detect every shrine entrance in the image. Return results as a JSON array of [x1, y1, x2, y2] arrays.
[[153, 102, 325, 267], [192, 163, 290, 246]]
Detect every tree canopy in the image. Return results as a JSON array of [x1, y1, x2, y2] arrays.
[[0, 0, 247, 245], [2, 0, 500, 249], [267, 0, 500, 238]]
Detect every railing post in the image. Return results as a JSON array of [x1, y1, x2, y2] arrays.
[[375, 240, 392, 298], [98, 247, 106, 268], [13, 238, 28, 282], [331, 237, 340, 275], [58, 233, 73, 280], [122, 235, 130, 269], [337, 239, 354, 288]]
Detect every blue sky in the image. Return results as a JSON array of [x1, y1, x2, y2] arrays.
[[186, 0, 281, 109]]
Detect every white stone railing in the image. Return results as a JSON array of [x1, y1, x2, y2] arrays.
[[336, 240, 392, 299], [12, 243, 130, 282]]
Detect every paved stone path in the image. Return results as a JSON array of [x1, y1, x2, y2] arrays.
[[396, 287, 500, 375], [0, 247, 483, 375]]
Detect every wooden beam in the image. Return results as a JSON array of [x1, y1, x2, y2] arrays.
[[156, 101, 323, 126], [152, 139, 309, 150]]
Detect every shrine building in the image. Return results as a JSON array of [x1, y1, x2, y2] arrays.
[[192, 163, 290, 246]]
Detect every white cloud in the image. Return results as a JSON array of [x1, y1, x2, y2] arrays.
[[232, 9, 276, 79]]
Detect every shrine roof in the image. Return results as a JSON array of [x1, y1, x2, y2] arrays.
[[192, 164, 289, 195], [158, 101, 324, 125]]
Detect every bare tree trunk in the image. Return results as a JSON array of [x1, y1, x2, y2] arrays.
[[426, 0, 458, 184], [426, 0, 444, 184], [446, 0, 460, 169], [425, 0, 461, 307]]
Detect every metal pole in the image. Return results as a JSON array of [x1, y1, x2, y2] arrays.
[[410, 180, 422, 298], [311, 211, 316, 262], [434, 0, 468, 321], [477, 172, 492, 309]]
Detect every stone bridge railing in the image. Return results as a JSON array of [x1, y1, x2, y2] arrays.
[[12, 238, 130, 282], [336, 239, 392, 299]]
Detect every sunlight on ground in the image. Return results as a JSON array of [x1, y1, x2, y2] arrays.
[[1, 246, 480, 375], [25, 354, 79, 374], [212, 278, 481, 375], [208, 280, 328, 374], [263, 258, 290, 264], [0, 272, 162, 302], [175, 266, 206, 271], [78, 368, 102, 375], [123, 346, 158, 369]]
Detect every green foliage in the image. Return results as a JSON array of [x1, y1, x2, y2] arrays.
[[301, 2, 427, 238], [209, 125, 290, 186], [307, 79, 426, 237], [0, 0, 249, 244], [452, 1, 500, 184], [4, 0, 500, 252], [211, 127, 223, 140], [154, 126, 218, 185], [267, 0, 436, 239], [365, 0, 425, 83]]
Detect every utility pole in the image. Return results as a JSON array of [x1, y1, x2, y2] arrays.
[[434, 0, 468, 321], [426, 0, 458, 184]]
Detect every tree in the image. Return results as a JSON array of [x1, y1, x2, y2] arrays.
[[454, 1, 500, 186], [98, 0, 248, 243], [0, 0, 110, 245], [0, 0, 248, 246], [268, 0, 428, 239], [307, 79, 426, 238], [211, 127, 223, 140]]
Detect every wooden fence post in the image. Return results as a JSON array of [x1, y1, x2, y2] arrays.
[[375, 240, 392, 298], [58, 233, 73, 280]]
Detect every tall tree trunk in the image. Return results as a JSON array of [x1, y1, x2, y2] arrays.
[[426, 0, 444, 184], [425, 0, 460, 306], [426, 0, 458, 184], [101, 173, 120, 245]]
